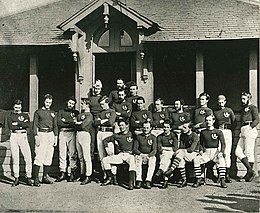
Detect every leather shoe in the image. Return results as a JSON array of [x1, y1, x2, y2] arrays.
[[42, 176, 53, 184], [164, 168, 174, 177], [135, 181, 142, 189], [80, 176, 91, 185], [144, 181, 151, 189], [220, 178, 227, 188], [26, 178, 33, 186], [101, 177, 113, 186], [34, 178, 40, 187], [162, 180, 168, 189], [55, 172, 66, 182], [192, 178, 202, 188], [11, 178, 19, 187], [178, 180, 187, 188]]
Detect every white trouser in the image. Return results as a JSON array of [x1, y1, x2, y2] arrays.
[[135, 154, 156, 182], [159, 147, 175, 172], [177, 149, 199, 168], [34, 132, 55, 166], [97, 131, 114, 168], [151, 129, 164, 137], [219, 129, 232, 168], [193, 148, 225, 168], [76, 131, 92, 176], [235, 125, 258, 163], [103, 152, 136, 174], [10, 132, 32, 178], [59, 131, 77, 173]]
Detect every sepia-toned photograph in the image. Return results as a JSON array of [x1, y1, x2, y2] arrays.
[[0, 0, 259, 212]]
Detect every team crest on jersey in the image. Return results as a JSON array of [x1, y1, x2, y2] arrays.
[[71, 113, 75, 118], [199, 110, 205, 115], [244, 107, 250, 112], [223, 112, 230, 118], [51, 113, 55, 118], [105, 113, 111, 118], [127, 137, 133, 143], [160, 114, 165, 119], [211, 133, 218, 140], [169, 139, 173, 144], [81, 115, 86, 120], [122, 105, 128, 111], [147, 139, 153, 145], [18, 116, 24, 122], [133, 99, 137, 104], [142, 114, 148, 119], [179, 116, 185, 122]]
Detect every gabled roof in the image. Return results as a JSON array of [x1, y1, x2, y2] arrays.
[[0, 0, 258, 45]]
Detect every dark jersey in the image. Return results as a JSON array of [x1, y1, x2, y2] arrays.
[[157, 132, 178, 153], [241, 104, 259, 128], [200, 128, 225, 152], [5, 112, 30, 132], [152, 111, 169, 128], [133, 133, 157, 157], [112, 100, 132, 121], [170, 111, 191, 130], [75, 112, 93, 132], [214, 107, 236, 129], [130, 110, 153, 130], [193, 107, 213, 128], [94, 109, 116, 127], [179, 132, 199, 152], [57, 108, 79, 129]]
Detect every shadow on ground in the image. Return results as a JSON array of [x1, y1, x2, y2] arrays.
[[198, 193, 260, 212]]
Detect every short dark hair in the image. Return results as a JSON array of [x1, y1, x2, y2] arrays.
[[67, 96, 77, 103], [44, 94, 53, 101], [14, 99, 22, 106], [164, 119, 172, 126], [142, 121, 151, 127], [137, 96, 145, 103], [98, 96, 109, 103], [174, 98, 185, 105], [117, 119, 128, 125], [241, 91, 252, 99], [117, 89, 126, 94], [117, 78, 124, 82], [81, 98, 90, 105], [205, 114, 215, 120], [199, 92, 210, 100]]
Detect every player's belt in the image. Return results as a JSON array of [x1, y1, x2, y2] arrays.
[[39, 128, 53, 133], [11, 130, 27, 134], [60, 127, 74, 132], [241, 121, 252, 127], [99, 126, 113, 132]]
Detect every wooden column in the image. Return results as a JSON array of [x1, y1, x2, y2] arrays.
[[249, 46, 258, 106], [196, 50, 204, 98], [29, 54, 38, 117]]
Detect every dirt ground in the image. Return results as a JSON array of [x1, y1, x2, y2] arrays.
[[0, 176, 259, 213]]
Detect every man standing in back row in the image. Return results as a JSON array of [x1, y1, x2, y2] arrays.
[[235, 92, 259, 182]]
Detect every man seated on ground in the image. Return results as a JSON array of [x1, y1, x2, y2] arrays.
[[101, 119, 136, 190], [154, 120, 178, 189], [164, 121, 200, 188], [193, 114, 227, 188], [133, 122, 157, 189]]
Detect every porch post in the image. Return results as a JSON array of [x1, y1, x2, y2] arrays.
[[249, 46, 258, 106], [29, 54, 38, 117], [196, 50, 204, 98]]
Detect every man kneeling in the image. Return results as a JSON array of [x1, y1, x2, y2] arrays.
[[102, 119, 136, 190]]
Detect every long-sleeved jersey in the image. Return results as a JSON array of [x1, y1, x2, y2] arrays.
[[75, 112, 93, 132], [94, 108, 116, 127], [5, 111, 30, 133], [112, 100, 132, 121], [214, 107, 236, 130], [170, 111, 191, 130], [200, 128, 225, 153], [57, 108, 79, 129], [193, 107, 213, 128], [152, 111, 169, 128], [130, 110, 153, 130], [33, 107, 58, 136], [241, 104, 259, 128], [179, 132, 199, 152], [103, 131, 134, 153], [89, 94, 102, 117], [157, 132, 178, 153], [133, 133, 157, 157]]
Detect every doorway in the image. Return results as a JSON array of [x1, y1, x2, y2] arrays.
[[94, 52, 136, 96]]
